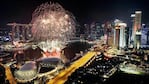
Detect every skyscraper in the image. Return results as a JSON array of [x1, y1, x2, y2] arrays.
[[135, 11, 142, 31], [114, 19, 127, 49], [131, 11, 142, 48]]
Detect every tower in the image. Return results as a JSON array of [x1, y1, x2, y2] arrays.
[[131, 11, 142, 49], [103, 21, 112, 45], [114, 19, 127, 49], [7, 23, 32, 42], [119, 23, 127, 49]]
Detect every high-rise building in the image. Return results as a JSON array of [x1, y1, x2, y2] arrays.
[[131, 11, 142, 48], [135, 11, 142, 31], [7, 23, 32, 42], [84, 22, 104, 41], [141, 25, 149, 48], [119, 23, 127, 48], [114, 19, 127, 49], [102, 21, 112, 45], [114, 25, 120, 49]]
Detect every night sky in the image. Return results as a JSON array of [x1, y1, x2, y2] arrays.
[[0, 0, 148, 28]]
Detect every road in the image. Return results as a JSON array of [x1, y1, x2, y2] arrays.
[[48, 51, 96, 84], [0, 63, 17, 84]]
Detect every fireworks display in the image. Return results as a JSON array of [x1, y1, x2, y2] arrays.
[[31, 2, 76, 53]]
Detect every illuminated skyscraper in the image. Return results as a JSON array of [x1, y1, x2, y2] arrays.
[[131, 11, 142, 48], [114, 19, 127, 49], [85, 22, 104, 41], [7, 23, 32, 42], [114, 25, 120, 49], [102, 21, 112, 45], [135, 11, 142, 31], [119, 23, 127, 48]]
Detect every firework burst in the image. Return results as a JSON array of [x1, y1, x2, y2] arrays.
[[31, 2, 76, 55], [31, 2, 76, 42]]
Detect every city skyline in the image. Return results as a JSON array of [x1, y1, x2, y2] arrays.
[[1, 1, 149, 84], [0, 0, 148, 28]]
